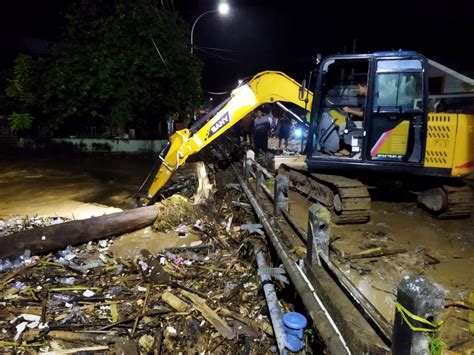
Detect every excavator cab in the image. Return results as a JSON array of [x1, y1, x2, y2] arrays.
[[308, 51, 426, 172]]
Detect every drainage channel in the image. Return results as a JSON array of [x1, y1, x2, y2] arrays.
[[231, 163, 352, 354]]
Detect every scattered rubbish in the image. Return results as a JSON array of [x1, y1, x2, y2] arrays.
[[0, 175, 284, 353], [82, 289, 95, 297], [225, 183, 242, 191], [240, 223, 264, 235], [223, 282, 240, 300], [231, 201, 252, 211], [193, 219, 205, 232], [14, 321, 28, 342], [176, 224, 189, 238], [165, 326, 177, 335], [345, 246, 408, 260], [58, 277, 76, 285], [0, 215, 69, 238], [12, 281, 26, 289]]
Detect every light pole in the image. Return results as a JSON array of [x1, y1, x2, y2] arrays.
[[190, 3, 230, 54]]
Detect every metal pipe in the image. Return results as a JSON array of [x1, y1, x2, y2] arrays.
[[253, 242, 288, 355], [260, 174, 390, 338], [232, 164, 350, 354], [262, 176, 391, 338]]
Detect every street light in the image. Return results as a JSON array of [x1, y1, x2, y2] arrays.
[[190, 3, 230, 54]]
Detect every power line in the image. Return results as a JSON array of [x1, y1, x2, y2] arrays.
[[196, 47, 241, 63], [196, 45, 235, 52]]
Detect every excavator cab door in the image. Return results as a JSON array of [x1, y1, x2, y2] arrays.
[[310, 57, 370, 158], [366, 58, 426, 163]]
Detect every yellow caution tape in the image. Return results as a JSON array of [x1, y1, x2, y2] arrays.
[[396, 302, 444, 332]]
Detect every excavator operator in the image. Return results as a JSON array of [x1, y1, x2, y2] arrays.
[[342, 81, 367, 118]]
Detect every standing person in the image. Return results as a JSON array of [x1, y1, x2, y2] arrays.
[[253, 107, 271, 154], [277, 113, 292, 149], [240, 112, 254, 144]]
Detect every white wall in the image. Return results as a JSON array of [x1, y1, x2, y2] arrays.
[[52, 138, 167, 153]]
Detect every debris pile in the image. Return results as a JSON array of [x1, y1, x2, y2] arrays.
[[153, 194, 194, 232], [0, 216, 68, 238], [0, 193, 279, 354]]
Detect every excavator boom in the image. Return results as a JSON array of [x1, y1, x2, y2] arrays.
[[136, 71, 313, 205]]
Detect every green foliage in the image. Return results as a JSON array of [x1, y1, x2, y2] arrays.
[[10, 112, 34, 132], [4, 55, 37, 132], [37, 0, 202, 134], [429, 336, 445, 355], [1, 0, 202, 136], [5, 54, 36, 106]]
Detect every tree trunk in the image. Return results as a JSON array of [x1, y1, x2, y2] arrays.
[[0, 206, 159, 260]]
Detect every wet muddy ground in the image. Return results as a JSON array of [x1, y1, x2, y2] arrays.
[[1, 152, 473, 351]]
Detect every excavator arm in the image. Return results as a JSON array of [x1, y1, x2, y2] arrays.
[[136, 71, 313, 205]]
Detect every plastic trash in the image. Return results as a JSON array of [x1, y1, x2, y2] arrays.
[[109, 286, 125, 296], [58, 277, 76, 285], [14, 321, 28, 341], [69, 259, 103, 273], [193, 219, 205, 232], [184, 251, 200, 262], [20, 250, 31, 260], [283, 312, 307, 352], [240, 223, 264, 235], [223, 282, 239, 298], [13, 281, 26, 289], [60, 306, 87, 324], [57, 245, 73, 257], [51, 293, 74, 303], [176, 224, 189, 238], [82, 290, 95, 297], [165, 326, 177, 335], [165, 252, 184, 266]]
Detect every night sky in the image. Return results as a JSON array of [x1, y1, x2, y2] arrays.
[[1, 0, 473, 95]]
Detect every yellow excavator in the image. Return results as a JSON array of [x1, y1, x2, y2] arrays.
[[136, 51, 474, 222], [134, 70, 313, 205]]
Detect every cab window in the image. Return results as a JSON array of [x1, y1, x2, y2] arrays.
[[374, 60, 423, 112]]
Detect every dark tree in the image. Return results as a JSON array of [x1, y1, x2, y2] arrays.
[[6, 0, 203, 136]]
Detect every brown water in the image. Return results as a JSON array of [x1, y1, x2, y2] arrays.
[[0, 155, 152, 219], [0, 154, 205, 258]]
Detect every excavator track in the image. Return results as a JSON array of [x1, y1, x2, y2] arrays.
[[418, 184, 472, 219], [279, 164, 371, 224]]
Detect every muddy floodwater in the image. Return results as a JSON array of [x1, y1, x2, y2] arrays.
[[0, 154, 152, 219]]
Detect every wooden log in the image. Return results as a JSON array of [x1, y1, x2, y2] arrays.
[[46, 330, 121, 344], [161, 291, 189, 312], [219, 307, 273, 336], [346, 246, 408, 260], [0, 206, 160, 260], [180, 289, 235, 340]]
